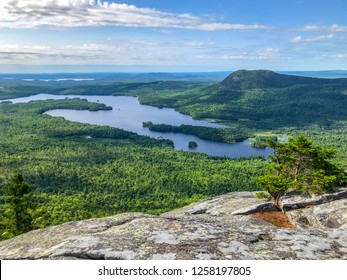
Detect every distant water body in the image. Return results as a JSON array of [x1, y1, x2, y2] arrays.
[[6, 94, 272, 158]]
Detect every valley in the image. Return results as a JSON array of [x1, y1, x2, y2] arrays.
[[1, 70, 347, 239]]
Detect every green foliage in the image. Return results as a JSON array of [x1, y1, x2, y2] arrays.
[[143, 122, 250, 143], [0, 78, 207, 100], [188, 141, 198, 149], [1, 71, 347, 237], [255, 191, 271, 200], [0, 99, 267, 231], [137, 71, 347, 168], [256, 136, 346, 209], [286, 122, 347, 169], [1, 173, 34, 239], [251, 136, 278, 148], [136, 71, 347, 130]]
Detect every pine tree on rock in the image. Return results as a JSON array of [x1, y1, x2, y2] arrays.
[[2, 173, 34, 238], [256, 136, 345, 211]]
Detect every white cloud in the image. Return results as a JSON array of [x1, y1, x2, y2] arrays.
[[0, 44, 50, 51], [1, 41, 283, 66], [331, 54, 347, 59], [0, 40, 218, 65], [0, 0, 267, 31], [290, 36, 302, 43], [220, 48, 280, 61], [301, 24, 347, 32], [290, 34, 335, 43], [256, 48, 279, 56], [220, 54, 249, 60], [194, 23, 266, 31], [0, 42, 129, 64], [154, 29, 172, 34], [185, 41, 214, 47]]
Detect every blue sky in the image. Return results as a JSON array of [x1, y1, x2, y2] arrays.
[[0, 0, 346, 72]]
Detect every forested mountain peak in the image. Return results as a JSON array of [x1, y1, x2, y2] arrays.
[[218, 69, 317, 90], [146, 69, 347, 129]]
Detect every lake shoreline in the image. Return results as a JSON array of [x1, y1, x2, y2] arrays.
[[5, 93, 272, 158]]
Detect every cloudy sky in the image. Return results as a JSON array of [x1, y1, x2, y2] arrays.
[[0, 0, 346, 72]]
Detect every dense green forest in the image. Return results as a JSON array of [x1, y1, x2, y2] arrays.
[[143, 122, 250, 143], [1, 70, 347, 239], [286, 123, 347, 169], [0, 78, 209, 100], [0, 98, 266, 238]]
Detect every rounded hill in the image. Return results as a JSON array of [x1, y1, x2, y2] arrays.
[[218, 69, 319, 90]]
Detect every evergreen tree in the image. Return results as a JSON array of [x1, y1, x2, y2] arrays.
[[2, 173, 34, 238], [257, 136, 345, 210]]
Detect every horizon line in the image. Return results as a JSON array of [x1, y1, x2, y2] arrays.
[[0, 67, 347, 75]]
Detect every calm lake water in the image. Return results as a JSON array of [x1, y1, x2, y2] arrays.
[[6, 94, 272, 158]]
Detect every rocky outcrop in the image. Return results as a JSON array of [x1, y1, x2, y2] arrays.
[[0, 191, 346, 260], [280, 187, 347, 211]]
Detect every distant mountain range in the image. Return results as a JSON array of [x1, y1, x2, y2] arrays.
[[1, 70, 347, 81], [279, 70, 347, 79]]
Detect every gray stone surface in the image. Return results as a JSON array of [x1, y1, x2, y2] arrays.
[[280, 187, 347, 211], [287, 199, 347, 229], [0, 191, 346, 260]]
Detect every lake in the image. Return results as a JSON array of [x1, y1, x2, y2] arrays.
[[6, 94, 272, 158]]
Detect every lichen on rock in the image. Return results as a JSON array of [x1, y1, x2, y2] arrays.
[[0, 191, 346, 260]]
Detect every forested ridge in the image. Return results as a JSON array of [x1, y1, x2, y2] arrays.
[[136, 70, 347, 129], [0, 78, 208, 100]]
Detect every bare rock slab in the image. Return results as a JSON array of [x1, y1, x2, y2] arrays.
[[0, 191, 346, 260]]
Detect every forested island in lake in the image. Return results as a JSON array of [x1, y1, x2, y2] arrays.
[[142, 121, 250, 143]]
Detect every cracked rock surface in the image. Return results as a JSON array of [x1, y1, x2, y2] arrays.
[[0, 191, 346, 260]]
